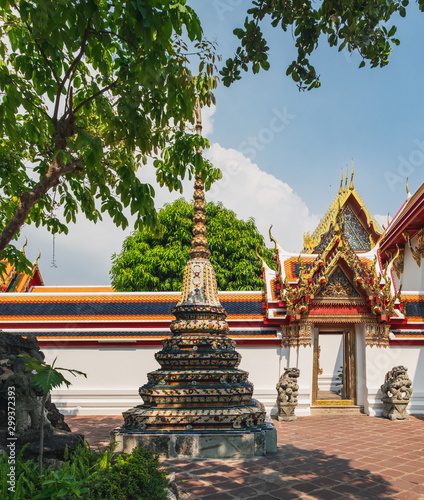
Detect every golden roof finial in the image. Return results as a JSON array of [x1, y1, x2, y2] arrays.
[[387, 213, 390, 227], [34, 250, 41, 266], [406, 177, 412, 200], [343, 165, 348, 192], [269, 225, 278, 251], [338, 168, 343, 195], [255, 244, 266, 266], [349, 159, 354, 190], [20, 236, 28, 254]]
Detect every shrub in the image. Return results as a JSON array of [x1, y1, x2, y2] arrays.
[[84, 448, 169, 500], [0, 442, 168, 500]]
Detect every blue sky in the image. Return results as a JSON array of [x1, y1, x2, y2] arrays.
[[20, 2, 424, 285]]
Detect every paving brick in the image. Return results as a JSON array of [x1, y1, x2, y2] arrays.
[[402, 473, 424, 485], [292, 482, 321, 493], [264, 488, 299, 499], [184, 485, 218, 496], [202, 492, 234, 500], [66, 414, 424, 500], [395, 492, 423, 500], [310, 489, 343, 499]]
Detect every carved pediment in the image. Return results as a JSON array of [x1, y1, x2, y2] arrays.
[[317, 266, 361, 299]]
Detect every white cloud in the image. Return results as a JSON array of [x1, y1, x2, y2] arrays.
[[201, 105, 216, 137], [204, 144, 320, 252]]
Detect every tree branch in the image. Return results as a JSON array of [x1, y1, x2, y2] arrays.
[[72, 64, 138, 115], [93, 28, 138, 49], [52, 20, 92, 124]]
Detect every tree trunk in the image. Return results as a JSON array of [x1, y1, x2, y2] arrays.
[[0, 159, 64, 256], [39, 392, 48, 475]]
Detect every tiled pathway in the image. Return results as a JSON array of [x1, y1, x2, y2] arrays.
[[67, 414, 424, 499]]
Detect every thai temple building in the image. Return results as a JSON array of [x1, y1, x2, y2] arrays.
[[0, 169, 423, 419], [0, 241, 43, 292]]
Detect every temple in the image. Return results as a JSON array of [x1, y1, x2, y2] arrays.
[[0, 242, 43, 293], [1, 168, 423, 419]]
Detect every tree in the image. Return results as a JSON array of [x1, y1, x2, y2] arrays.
[[0, 0, 221, 272], [221, 0, 420, 90], [110, 198, 275, 291]]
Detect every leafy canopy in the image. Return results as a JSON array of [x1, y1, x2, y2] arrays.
[[221, 0, 419, 90], [0, 0, 221, 271], [110, 198, 275, 291]]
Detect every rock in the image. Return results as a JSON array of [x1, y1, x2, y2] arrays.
[[24, 429, 84, 461]]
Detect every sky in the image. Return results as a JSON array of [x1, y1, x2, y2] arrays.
[[18, 2, 424, 286]]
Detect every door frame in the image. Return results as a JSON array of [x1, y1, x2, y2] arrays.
[[312, 325, 357, 406]]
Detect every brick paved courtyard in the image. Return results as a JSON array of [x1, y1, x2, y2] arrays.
[[67, 414, 424, 499]]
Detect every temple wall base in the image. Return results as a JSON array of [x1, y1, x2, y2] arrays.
[[110, 425, 277, 459]]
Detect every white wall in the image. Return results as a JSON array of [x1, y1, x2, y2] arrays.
[[44, 345, 160, 416], [45, 344, 284, 417]]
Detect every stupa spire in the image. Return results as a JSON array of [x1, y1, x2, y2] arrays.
[[189, 100, 210, 260], [112, 98, 272, 454]]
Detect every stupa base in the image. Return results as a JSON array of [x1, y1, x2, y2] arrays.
[[110, 424, 277, 459]]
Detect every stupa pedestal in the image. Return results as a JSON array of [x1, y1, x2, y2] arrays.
[[112, 137, 277, 458]]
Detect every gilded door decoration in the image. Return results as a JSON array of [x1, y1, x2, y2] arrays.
[[365, 322, 390, 347], [317, 345, 323, 375], [281, 322, 312, 348], [317, 267, 360, 298]]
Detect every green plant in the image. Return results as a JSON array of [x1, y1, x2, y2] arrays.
[[1, 444, 41, 499], [1, 440, 120, 499], [19, 355, 86, 474], [85, 448, 169, 500]]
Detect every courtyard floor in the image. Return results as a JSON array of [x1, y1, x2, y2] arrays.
[[66, 414, 424, 500]]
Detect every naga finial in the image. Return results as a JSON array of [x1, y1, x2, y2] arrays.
[[338, 168, 343, 195], [349, 159, 354, 190], [34, 250, 41, 265], [20, 236, 28, 254], [406, 177, 412, 200], [344, 165, 348, 192], [269, 225, 278, 251], [255, 244, 266, 266]]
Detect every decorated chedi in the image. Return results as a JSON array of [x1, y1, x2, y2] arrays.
[[112, 103, 276, 458]]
